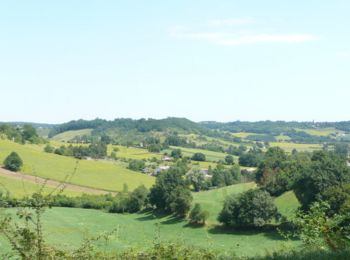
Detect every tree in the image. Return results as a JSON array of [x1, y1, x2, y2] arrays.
[[168, 187, 193, 217], [189, 203, 209, 225], [3, 152, 23, 172], [218, 189, 278, 228], [294, 151, 350, 210], [191, 153, 206, 162], [171, 149, 182, 159], [128, 159, 146, 172], [186, 168, 207, 191], [225, 155, 234, 165], [128, 185, 149, 213], [149, 167, 192, 216]]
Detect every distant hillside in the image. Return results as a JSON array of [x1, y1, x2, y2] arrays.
[[48, 117, 206, 138]]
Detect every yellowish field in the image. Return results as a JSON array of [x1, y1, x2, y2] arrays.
[[0, 140, 155, 192], [231, 132, 260, 138], [295, 128, 337, 137], [51, 129, 93, 141], [270, 142, 322, 152], [0, 175, 83, 197], [108, 145, 161, 160]]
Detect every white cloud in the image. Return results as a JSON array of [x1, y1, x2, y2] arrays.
[[169, 18, 317, 46], [170, 29, 317, 46], [208, 18, 254, 26]]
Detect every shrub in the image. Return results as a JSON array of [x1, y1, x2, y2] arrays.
[[191, 153, 206, 162], [218, 189, 278, 228], [189, 203, 209, 225], [128, 159, 146, 172], [3, 152, 23, 172]]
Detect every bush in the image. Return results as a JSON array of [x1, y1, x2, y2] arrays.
[[218, 189, 278, 228], [3, 152, 23, 172], [191, 153, 206, 162], [189, 203, 209, 225], [128, 159, 145, 172]]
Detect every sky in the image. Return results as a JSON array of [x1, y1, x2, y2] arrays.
[[0, 0, 349, 123]]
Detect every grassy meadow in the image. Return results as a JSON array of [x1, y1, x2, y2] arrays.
[[51, 129, 93, 141], [0, 139, 154, 192], [0, 183, 301, 257]]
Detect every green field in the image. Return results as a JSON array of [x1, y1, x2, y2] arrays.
[[275, 191, 300, 219], [0, 183, 301, 257], [51, 129, 93, 141], [0, 139, 154, 192], [170, 146, 234, 162], [108, 145, 161, 160], [0, 175, 83, 197], [270, 142, 322, 152], [192, 182, 256, 224], [295, 128, 337, 137]]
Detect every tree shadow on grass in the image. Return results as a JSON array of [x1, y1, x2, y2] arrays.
[[135, 210, 184, 225], [207, 225, 293, 241], [183, 222, 206, 229]]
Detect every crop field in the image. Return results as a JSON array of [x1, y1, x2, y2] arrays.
[[0, 175, 83, 197], [51, 129, 93, 141], [0, 183, 300, 257], [0, 140, 154, 192], [295, 128, 338, 137], [108, 145, 162, 160], [269, 142, 322, 152], [170, 146, 234, 162], [231, 132, 262, 138]]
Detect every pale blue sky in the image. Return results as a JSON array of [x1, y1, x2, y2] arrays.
[[1, 1, 349, 123]]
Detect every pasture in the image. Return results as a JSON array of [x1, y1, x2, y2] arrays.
[[0, 140, 155, 192], [269, 142, 322, 152], [51, 129, 93, 141], [0, 183, 301, 257]]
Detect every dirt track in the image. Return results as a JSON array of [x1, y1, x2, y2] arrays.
[[0, 167, 116, 195]]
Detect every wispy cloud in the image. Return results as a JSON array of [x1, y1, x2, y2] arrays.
[[169, 18, 317, 46], [208, 18, 254, 27]]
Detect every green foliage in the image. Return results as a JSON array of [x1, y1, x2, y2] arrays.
[[239, 149, 264, 167], [211, 165, 241, 188], [3, 152, 23, 172], [191, 152, 206, 161], [321, 183, 350, 216], [170, 148, 182, 159], [186, 168, 208, 191], [294, 151, 350, 210], [149, 167, 192, 216], [218, 189, 278, 228], [128, 159, 146, 172], [189, 203, 209, 225], [225, 155, 234, 165], [292, 202, 350, 251]]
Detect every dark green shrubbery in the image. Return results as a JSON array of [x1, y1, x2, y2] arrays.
[[218, 189, 278, 228], [3, 152, 23, 172]]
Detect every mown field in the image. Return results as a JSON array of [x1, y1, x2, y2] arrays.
[[0, 183, 301, 257], [108, 145, 162, 160], [169, 146, 235, 162], [269, 142, 322, 152], [0, 139, 154, 192], [51, 129, 93, 141]]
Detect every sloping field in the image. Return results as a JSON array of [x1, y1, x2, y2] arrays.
[[51, 129, 93, 141], [0, 183, 300, 257], [270, 142, 322, 152], [170, 146, 233, 162], [108, 145, 162, 160], [0, 140, 154, 192], [192, 182, 256, 224]]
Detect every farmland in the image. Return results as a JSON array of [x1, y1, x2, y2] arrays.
[[0, 139, 154, 192], [0, 183, 301, 257]]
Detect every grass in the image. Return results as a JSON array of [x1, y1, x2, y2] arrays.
[[295, 128, 337, 137], [51, 129, 93, 141], [192, 182, 257, 224], [0, 139, 155, 192], [0, 175, 83, 197], [231, 132, 262, 138], [0, 183, 301, 257], [269, 142, 322, 152], [274, 191, 300, 219], [170, 146, 234, 162], [108, 145, 161, 160]]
